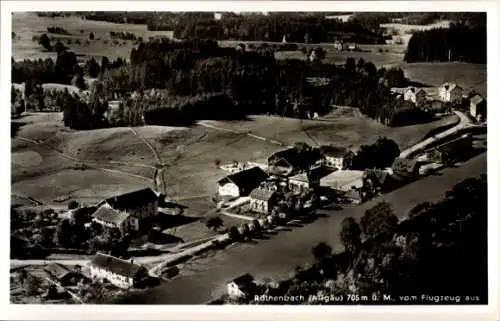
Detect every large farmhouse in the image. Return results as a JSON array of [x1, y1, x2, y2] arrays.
[[93, 188, 159, 231], [217, 166, 269, 198], [89, 253, 149, 289], [267, 147, 322, 176]]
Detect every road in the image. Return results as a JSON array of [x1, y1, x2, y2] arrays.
[[118, 151, 486, 304], [399, 110, 473, 158]]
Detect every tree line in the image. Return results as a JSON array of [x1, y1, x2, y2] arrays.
[[404, 21, 486, 64], [170, 13, 388, 44]]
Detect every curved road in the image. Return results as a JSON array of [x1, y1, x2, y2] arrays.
[[399, 110, 473, 158], [119, 151, 486, 304]]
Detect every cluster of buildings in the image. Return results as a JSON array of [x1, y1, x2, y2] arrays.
[[216, 144, 363, 212], [393, 82, 487, 122]]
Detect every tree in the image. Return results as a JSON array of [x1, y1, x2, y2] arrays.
[[312, 242, 332, 263], [205, 217, 224, 232], [228, 226, 240, 241], [71, 70, 87, 90], [89, 32, 95, 40], [340, 217, 362, 255], [360, 201, 398, 238], [54, 219, 73, 248], [252, 219, 261, 233], [238, 223, 250, 239], [68, 200, 80, 210], [38, 33, 52, 51], [85, 58, 101, 78]]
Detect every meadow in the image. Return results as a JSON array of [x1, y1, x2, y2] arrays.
[[11, 12, 174, 62]]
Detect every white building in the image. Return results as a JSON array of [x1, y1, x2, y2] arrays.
[[469, 94, 486, 121], [249, 188, 277, 214], [439, 83, 463, 103], [227, 274, 257, 299], [217, 166, 269, 198], [321, 146, 354, 170], [404, 87, 427, 106], [89, 253, 149, 289]]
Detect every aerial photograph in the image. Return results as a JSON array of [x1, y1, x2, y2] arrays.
[[10, 10, 487, 305]]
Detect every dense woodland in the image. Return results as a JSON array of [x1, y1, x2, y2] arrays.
[[404, 22, 486, 64], [12, 37, 435, 128], [170, 14, 388, 44], [218, 174, 487, 304]]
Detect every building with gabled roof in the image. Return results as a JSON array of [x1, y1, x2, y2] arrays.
[[469, 94, 486, 121], [249, 188, 278, 214], [95, 188, 159, 228], [227, 273, 258, 299], [320, 145, 354, 170], [44, 263, 85, 286], [439, 82, 463, 103], [89, 252, 149, 289], [404, 87, 427, 106], [217, 166, 269, 198], [91, 204, 139, 233]]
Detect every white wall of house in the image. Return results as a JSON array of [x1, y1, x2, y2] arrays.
[[325, 156, 345, 170], [218, 182, 240, 198], [250, 199, 269, 213], [89, 265, 134, 289], [439, 86, 463, 103], [227, 282, 245, 298], [289, 179, 309, 193]]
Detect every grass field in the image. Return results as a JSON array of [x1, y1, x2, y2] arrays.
[[12, 12, 174, 62]]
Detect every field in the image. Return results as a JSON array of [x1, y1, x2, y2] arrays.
[[11, 110, 457, 212], [12, 12, 174, 62]]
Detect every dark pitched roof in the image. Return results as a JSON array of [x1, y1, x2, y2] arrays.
[[44, 263, 72, 280], [249, 188, 276, 201], [269, 147, 322, 170], [470, 94, 485, 105], [90, 253, 145, 278], [231, 273, 255, 286], [218, 167, 268, 192], [92, 206, 130, 224], [105, 188, 158, 210], [322, 145, 351, 157], [364, 169, 389, 186]]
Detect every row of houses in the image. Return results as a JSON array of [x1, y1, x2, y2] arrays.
[[395, 82, 486, 121]]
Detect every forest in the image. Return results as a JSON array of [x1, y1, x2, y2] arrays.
[[13, 37, 432, 129], [170, 13, 388, 44], [404, 22, 486, 64]]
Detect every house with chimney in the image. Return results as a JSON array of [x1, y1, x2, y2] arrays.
[[88, 252, 149, 289], [439, 82, 463, 103], [93, 188, 159, 231]]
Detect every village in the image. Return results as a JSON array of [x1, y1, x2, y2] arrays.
[[10, 78, 486, 304]]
